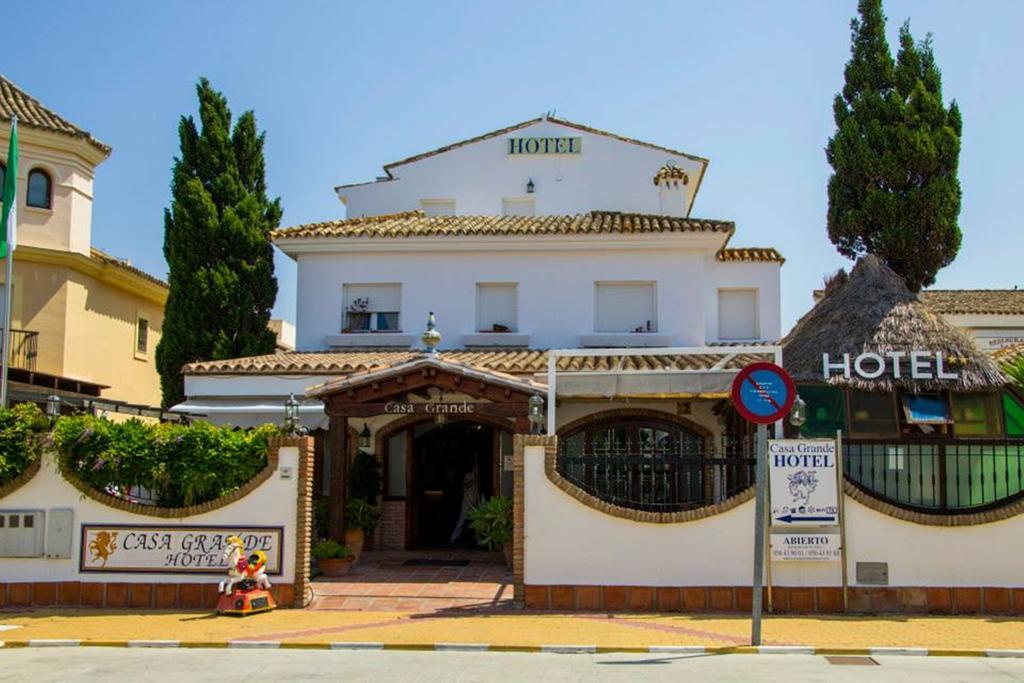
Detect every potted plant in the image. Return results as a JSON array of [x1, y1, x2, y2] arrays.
[[313, 539, 354, 577], [345, 498, 380, 562], [467, 495, 514, 567]]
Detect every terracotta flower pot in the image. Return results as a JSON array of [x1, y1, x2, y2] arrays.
[[345, 528, 365, 562], [318, 557, 354, 577]]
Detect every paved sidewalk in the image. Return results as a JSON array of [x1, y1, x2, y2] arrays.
[[310, 550, 512, 612], [1, 608, 1024, 653]]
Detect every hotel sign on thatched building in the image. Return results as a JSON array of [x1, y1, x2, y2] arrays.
[[822, 350, 961, 382]]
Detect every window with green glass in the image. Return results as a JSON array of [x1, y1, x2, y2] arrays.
[[951, 393, 1002, 437], [847, 390, 897, 436], [1002, 393, 1024, 437], [797, 384, 846, 437]]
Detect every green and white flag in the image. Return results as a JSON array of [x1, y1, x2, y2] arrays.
[[0, 116, 17, 259]]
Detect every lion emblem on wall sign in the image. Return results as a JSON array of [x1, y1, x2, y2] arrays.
[[787, 470, 819, 506], [88, 531, 118, 568]]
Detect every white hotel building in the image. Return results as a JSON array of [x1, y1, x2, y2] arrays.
[[177, 116, 783, 550]]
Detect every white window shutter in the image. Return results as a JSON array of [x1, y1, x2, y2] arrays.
[[595, 283, 656, 332], [718, 289, 759, 340], [477, 283, 517, 332]]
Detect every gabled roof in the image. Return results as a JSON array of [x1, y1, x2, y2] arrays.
[[182, 346, 780, 377], [0, 75, 111, 155], [377, 115, 709, 175], [783, 255, 1007, 392], [920, 290, 1024, 316], [272, 210, 734, 241]]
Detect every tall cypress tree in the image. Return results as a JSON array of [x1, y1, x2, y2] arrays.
[[826, 0, 962, 291], [156, 78, 282, 407]]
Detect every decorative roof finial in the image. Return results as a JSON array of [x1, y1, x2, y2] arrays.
[[421, 311, 441, 353]]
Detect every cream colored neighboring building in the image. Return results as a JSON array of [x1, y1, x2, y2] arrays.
[[0, 75, 167, 407]]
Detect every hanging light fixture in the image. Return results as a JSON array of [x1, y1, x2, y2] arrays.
[[284, 393, 299, 434], [528, 394, 545, 435], [526, 178, 535, 194], [359, 422, 372, 450]]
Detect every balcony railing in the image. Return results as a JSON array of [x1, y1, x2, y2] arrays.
[[844, 438, 1024, 513], [0, 328, 39, 371]]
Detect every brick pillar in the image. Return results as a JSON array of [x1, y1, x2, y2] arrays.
[[291, 436, 316, 608], [513, 434, 558, 608]]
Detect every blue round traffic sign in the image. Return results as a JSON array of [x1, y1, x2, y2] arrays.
[[731, 362, 796, 424]]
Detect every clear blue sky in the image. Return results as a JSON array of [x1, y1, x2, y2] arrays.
[[6, 1, 1023, 333]]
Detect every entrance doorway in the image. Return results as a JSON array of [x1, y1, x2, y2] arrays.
[[412, 421, 495, 548]]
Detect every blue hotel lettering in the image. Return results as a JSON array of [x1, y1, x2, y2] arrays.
[[508, 137, 581, 155], [773, 453, 833, 468]]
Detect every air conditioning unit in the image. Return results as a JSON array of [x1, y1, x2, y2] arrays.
[[0, 510, 45, 557]]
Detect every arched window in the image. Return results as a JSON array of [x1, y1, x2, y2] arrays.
[[557, 414, 748, 512], [27, 168, 52, 209]]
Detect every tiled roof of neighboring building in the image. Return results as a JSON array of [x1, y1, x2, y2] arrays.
[[0, 75, 111, 155], [272, 210, 735, 241], [717, 247, 785, 264], [653, 164, 689, 186], [920, 290, 1024, 315], [182, 346, 778, 376], [994, 342, 1024, 365], [90, 248, 167, 289]]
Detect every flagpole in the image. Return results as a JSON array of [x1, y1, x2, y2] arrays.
[[0, 114, 15, 408]]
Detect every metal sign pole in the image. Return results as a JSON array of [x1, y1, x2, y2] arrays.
[[751, 422, 768, 646], [836, 429, 849, 611]]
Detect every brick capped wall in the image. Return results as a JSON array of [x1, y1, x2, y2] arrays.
[[379, 500, 406, 550]]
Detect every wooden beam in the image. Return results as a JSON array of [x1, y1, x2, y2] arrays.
[[327, 417, 348, 542], [325, 402, 531, 418]]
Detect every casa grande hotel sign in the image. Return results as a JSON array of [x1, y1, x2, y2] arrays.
[[507, 137, 582, 155], [80, 525, 283, 574], [822, 350, 961, 381]]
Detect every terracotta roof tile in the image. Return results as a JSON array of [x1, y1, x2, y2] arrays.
[[921, 290, 1024, 315], [717, 247, 785, 264], [90, 248, 167, 289], [994, 342, 1024, 365], [182, 346, 777, 377], [0, 75, 110, 155], [653, 164, 689, 187], [273, 210, 734, 241]]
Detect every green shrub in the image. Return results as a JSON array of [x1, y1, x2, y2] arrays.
[[0, 403, 48, 486], [347, 450, 381, 502], [467, 496, 513, 552], [51, 415, 278, 507], [312, 538, 352, 561], [312, 497, 329, 541], [345, 497, 380, 532]]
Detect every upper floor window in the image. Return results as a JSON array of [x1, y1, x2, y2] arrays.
[[717, 289, 759, 340], [135, 316, 150, 358], [595, 282, 656, 333], [420, 199, 455, 217], [501, 198, 535, 217], [343, 283, 401, 332], [477, 282, 517, 332], [27, 168, 52, 209]]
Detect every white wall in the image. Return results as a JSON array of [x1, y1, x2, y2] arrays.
[[0, 448, 300, 584], [339, 119, 704, 219], [294, 240, 779, 351], [523, 444, 1024, 587], [941, 313, 1024, 354]]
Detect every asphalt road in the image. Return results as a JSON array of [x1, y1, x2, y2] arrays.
[[3, 648, 1024, 682]]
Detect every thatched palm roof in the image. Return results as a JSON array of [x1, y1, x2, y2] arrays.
[[783, 255, 1007, 392]]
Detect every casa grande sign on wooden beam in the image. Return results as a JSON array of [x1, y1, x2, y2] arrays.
[[507, 137, 582, 155]]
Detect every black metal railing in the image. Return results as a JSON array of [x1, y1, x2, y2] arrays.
[[0, 328, 38, 371], [557, 437, 756, 512], [844, 438, 1024, 513]]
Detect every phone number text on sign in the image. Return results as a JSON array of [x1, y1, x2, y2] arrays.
[[79, 525, 283, 574]]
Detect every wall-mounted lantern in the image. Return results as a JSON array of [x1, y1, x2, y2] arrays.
[[526, 178, 535, 194], [528, 394, 545, 435], [284, 393, 299, 434], [46, 394, 62, 422], [359, 422, 372, 450], [789, 394, 807, 429]]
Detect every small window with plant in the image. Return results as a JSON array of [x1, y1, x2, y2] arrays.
[[342, 284, 401, 333]]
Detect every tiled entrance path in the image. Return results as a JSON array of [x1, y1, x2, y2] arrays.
[[310, 550, 512, 613]]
